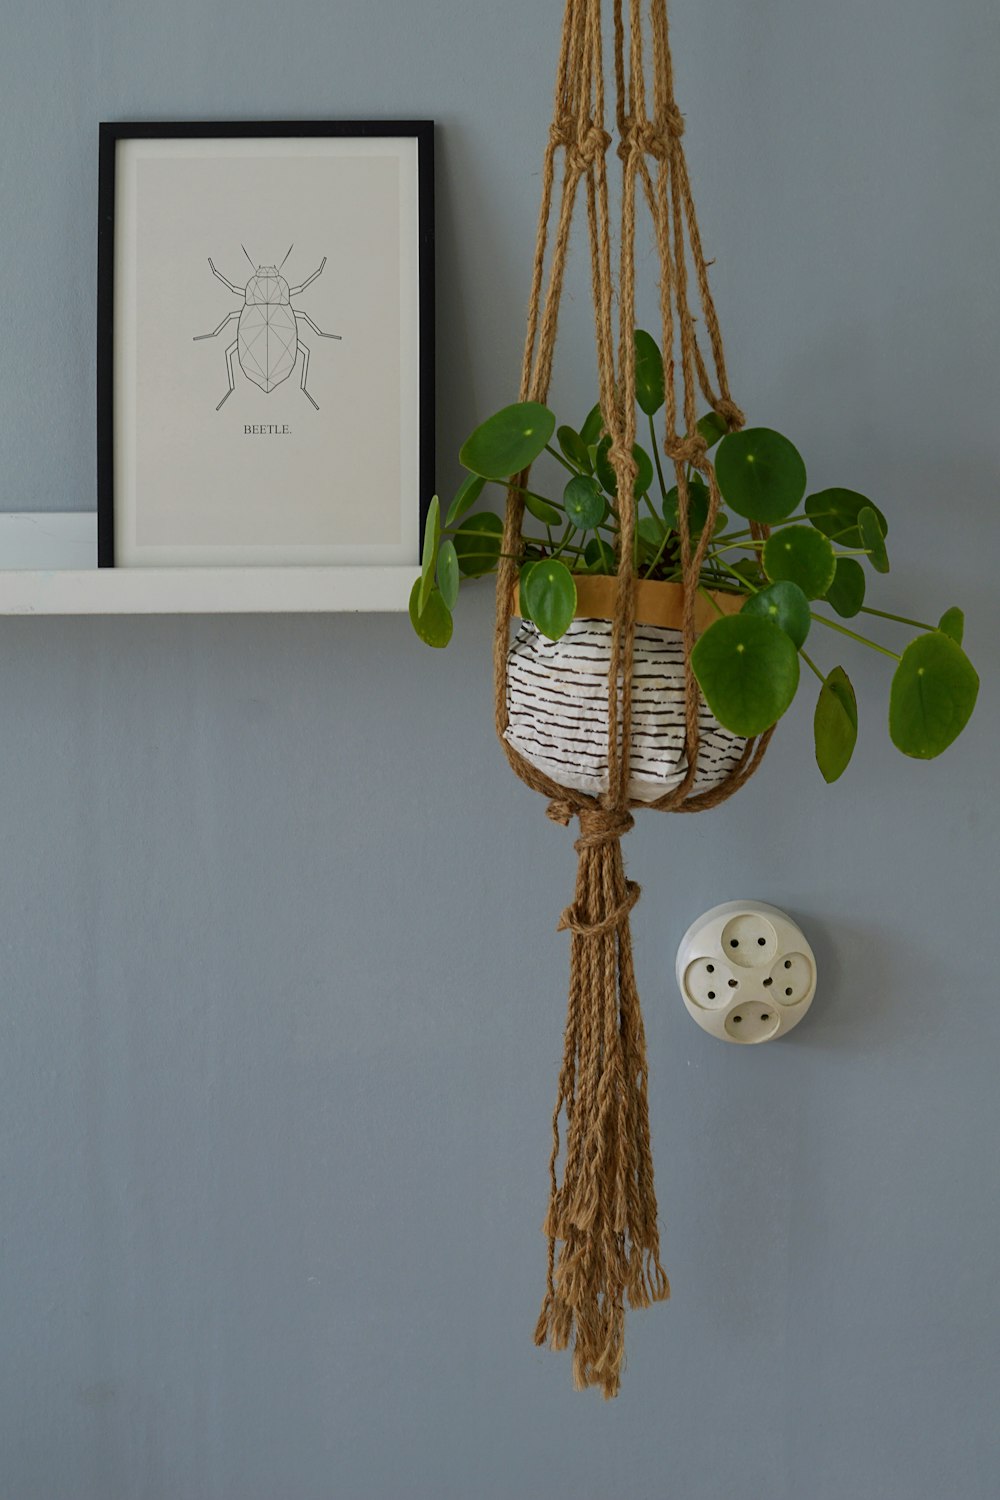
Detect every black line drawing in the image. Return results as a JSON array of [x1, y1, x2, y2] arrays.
[[193, 245, 341, 411]]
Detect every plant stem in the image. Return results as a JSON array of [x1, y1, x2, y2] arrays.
[[649, 413, 669, 502], [859, 605, 935, 631], [810, 612, 900, 661], [544, 444, 578, 476], [798, 647, 825, 684]]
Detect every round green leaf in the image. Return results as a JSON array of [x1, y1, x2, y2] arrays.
[[634, 329, 665, 416], [523, 557, 577, 641], [763, 524, 836, 600], [437, 538, 459, 610], [805, 489, 888, 549], [663, 477, 710, 536], [522, 490, 562, 527], [823, 556, 866, 618], [814, 665, 858, 783], [742, 580, 811, 649], [937, 607, 964, 646], [408, 578, 453, 648], [697, 410, 729, 449], [691, 614, 800, 737], [580, 403, 605, 446], [859, 506, 890, 573], [585, 536, 616, 573], [563, 474, 606, 529], [889, 632, 979, 759], [557, 424, 593, 473], [595, 437, 654, 500], [445, 473, 486, 528], [453, 512, 504, 577], [715, 428, 807, 523], [459, 402, 555, 480], [419, 495, 441, 614]]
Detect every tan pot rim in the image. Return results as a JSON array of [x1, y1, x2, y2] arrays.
[[510, 573, 744, 635]]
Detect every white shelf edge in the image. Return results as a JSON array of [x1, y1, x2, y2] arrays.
[[0, 514, 417, 614]]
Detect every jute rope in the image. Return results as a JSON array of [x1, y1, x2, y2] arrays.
[[493, 0, 773, 1396]]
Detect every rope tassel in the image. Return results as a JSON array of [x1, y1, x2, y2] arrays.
[[534, 804, 669, 1399]]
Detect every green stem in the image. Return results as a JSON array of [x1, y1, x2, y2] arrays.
[[649, 413, 669, 503], [798, 647, 825, 684], [859, 605, 935, 632], [810, 612, 900, 661], [544, 444, 578, 476]]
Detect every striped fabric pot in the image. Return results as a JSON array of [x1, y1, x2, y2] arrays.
[[505, 616, 748, 803]]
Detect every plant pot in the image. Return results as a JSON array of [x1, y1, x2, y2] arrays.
[[505, 576, 748, 803]]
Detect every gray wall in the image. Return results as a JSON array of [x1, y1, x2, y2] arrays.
[[2, 1, 998, 1496]]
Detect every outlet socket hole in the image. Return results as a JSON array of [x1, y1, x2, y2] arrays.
[[727, 979, 738, 988], [784, 959, 792, 969], [757, 937, 766, 946], [730, 939, 739, 948], [763, 977, 773, 988], [706, 964, 714, 973], [785, 987, 793, 996], [733, 1015, 742, 1024], [761, 1013, 770, 1022], [707, 991, 715, 1000]]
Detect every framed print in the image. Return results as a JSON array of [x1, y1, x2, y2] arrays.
[[97, 121, 434, 568]]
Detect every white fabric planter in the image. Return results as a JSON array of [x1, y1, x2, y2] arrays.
[[505, 617, 748, 803]]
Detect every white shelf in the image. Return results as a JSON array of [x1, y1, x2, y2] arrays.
[[0, 514, 416, 615]]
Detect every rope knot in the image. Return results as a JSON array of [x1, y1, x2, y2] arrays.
[[575, 806, 635, 850], [550, 115, 611, 173], [557, 877, 641, 937], [606, 440, 638, 490], [545, 797, 578, 828], [667, 432, 708, 467], [617, 111, 682, 163], [713, 397, 745, 431]]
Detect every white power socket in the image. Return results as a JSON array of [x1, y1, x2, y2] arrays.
[[675, 901, 816, 1044]]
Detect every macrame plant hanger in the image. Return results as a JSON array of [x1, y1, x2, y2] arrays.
[[493, 0, 775, 1397]]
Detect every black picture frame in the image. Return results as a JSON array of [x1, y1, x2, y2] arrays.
[[97, 119, 434, 568]]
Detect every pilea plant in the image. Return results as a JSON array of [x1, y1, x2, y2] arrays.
[[411, 329, 978, 780]]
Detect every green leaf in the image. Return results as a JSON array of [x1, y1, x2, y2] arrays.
[[763, 524, 837, 600], [823, 557, 866, 618], [814, 665, 858, 783], [563, 474, 606, 529], [691, 613, 801, 736], [522, 490, 562, 527], [419, 495, 441, 614], [889, 632, 979, 758], [523, 558, 577, 641], [459, 401, 556, 480], [742, 580, 811, 649], [805, 489, 888, 550], [637, 513, 667, 563], [663, 477, 710, 536], [518, 560, 538, 619], [595, 436, 654, 500], [445, 473, 486, 528], [408, 578, 453, 648], [697, 410, 729, 449], [580, 403, 605, 446], [634, 329, 665, 416], [715, 428, 807, 523], [858, 506, 890, 573], [453, 512, 504, 577], [437, 538, 459, 610], [937, 607, 964, 646], [557, 424, 593, 473], [585, 536, 616, 573]]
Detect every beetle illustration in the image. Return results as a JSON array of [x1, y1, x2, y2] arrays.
[[193, 245, 341, 411]]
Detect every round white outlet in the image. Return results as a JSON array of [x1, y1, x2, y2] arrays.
[[675, 901, 816, 1044]]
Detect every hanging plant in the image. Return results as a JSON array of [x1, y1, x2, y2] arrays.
[[411, 0, 979, 1398], [411, 348, 979, 782]]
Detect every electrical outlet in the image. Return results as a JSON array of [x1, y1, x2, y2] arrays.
[[676, 901, 816, 1044]]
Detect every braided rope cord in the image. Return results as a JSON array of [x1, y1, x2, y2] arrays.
[[492, 0, 774, 1396]]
